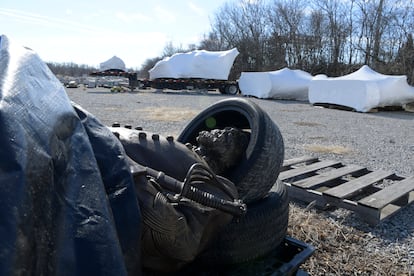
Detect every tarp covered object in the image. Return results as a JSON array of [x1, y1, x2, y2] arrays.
[[0, 35, 142, 275], [149, 48, 239, 80], [100, 55, 126, 71], [309, 65, 414, 112], [239, 68, 313, 101]]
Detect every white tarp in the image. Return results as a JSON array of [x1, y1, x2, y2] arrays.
[[100, 56, 126, 71], [239, 68, 313, 101], [309, 65, 414, 112], [149, 48, 239, 80]]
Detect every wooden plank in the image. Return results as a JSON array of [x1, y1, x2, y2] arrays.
[[279, 160, 341, 181], [283, 182, 328, 209], [356, 205, 381, 225], [322, 170, 393, 199], [358, 176, 414, 209], [282, 156, 319, 168], [356, 203, 401, 225], [292, 165, 365, 189], [358, 193, 414, 225]]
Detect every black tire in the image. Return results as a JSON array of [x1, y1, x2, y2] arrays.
[[177, 98, 284, 203], [196, 179, 289, 265], [225, 84, 239, 95], [108, 127, 208, 182]]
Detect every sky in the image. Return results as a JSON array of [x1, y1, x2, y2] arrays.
[[1, 0, 228, 69]]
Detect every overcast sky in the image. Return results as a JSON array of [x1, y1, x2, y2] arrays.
[[1, 0, 227, 68]]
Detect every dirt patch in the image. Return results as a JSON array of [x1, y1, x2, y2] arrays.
[[304, 144, 352, 154], [141, 107, 199, 122]]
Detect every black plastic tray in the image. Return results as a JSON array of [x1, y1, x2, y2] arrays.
[[166, 236, 315, 275], [270, 236, 315, 276]]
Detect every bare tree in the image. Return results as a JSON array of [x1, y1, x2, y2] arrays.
[[353, 0, 388, 66], [268, 0, 308, 68], [302, 9, 327, 74], [310, 0, 350, 75], [209, 0, 272, 76], [395, 34, 414, 84], [161, 41, 186, 58], [177, 0, 414, 78], [47, 62, 97, 77], [380, 0, 414, 68], [198, 33, 226, 51], [372, 0, 385, 66], [138, 57, 162, 79]]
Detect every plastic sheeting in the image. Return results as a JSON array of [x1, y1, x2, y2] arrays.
[[309, 65, 414, 112], [0, 35, 142, 275], [239, 68, 313, 101], [100, 55, 126, 71], [149, 48, 239, 80]]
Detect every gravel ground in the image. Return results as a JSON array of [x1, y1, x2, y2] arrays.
[[66, 87, 414, 274]]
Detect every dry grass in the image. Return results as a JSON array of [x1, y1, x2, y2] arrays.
[[288, 203, 411, 275], [140, 107, 199, 122], [304, 144, 352, 154]]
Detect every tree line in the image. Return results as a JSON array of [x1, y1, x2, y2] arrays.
[[141, 0, 414, 84], [47, 62, 97, 77], [48, 0, 414, 85]]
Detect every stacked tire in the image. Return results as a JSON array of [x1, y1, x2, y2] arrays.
[[178, 98, 289, 265]]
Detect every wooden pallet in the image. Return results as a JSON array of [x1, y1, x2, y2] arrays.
[[313, 103, 409, 113], [281, 156, 414, 225]]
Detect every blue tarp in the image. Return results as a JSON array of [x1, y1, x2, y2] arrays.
[[0, 35, 142, 276]]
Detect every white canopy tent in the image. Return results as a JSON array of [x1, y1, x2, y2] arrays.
[[309, 65, 414, 112]]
